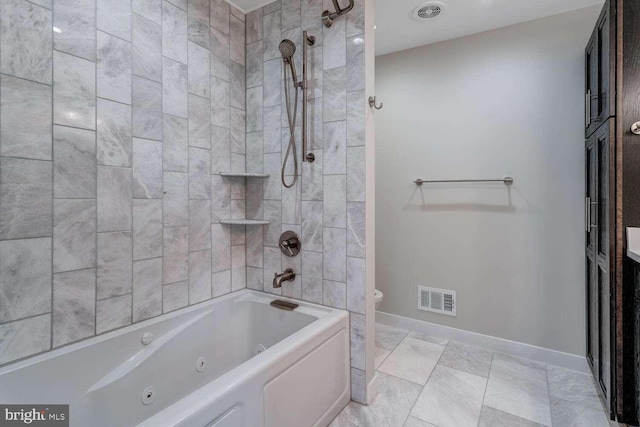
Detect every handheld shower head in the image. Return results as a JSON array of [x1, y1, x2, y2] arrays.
[[279, 39, 296, 61], [279, 39, 299, 85]]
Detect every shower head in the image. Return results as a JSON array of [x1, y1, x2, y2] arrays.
[[279, 39, 296, 62], [279, 39, 299, 85]]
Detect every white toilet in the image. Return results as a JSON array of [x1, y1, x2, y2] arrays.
[[375, 289, 383, 310]]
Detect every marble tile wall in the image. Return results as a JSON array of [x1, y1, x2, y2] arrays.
[[244, 0, 368, 403], [0, 0, 246, 365]]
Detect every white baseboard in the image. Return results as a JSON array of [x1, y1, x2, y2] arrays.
[[376, 311, 590, 373]]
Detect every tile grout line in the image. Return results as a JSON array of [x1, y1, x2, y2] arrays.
[[544, 364, 554, 427], [476, 352, 496, 427]]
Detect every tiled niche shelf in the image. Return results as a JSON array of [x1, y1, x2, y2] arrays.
[[219, 172, 270, 178], [220, 219, 271, 225], [218, 173, 270, 225]]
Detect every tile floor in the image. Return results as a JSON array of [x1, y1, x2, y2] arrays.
[[330, 323, 614, 427]]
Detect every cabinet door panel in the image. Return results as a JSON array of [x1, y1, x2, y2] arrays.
[[586, 119, 614, 413], [586, 0, 615, 138]]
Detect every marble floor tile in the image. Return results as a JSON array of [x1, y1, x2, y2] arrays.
[[550, 397, 610, 427], [53, 0, 97, 62], [375, 346, 390, 369], [375, 323, 409, 351], [378, 337, 444, 385], [438, 341, 494, 377], [479, 406, 546, 427], [484, 353, 552, 426], [546, 365, 603, 410], [411, 365, 487, 427], [404, 416, 438, 427], [407, 331, 449, 346], [329, 372, 422, 427]]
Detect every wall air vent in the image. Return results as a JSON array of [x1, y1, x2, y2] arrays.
[[413, 3, 444, 21], [417, 286, 456, 316]]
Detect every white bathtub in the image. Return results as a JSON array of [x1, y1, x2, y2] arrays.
[[0, 290, 350, 427]]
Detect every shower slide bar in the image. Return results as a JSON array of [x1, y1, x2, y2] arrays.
[[414, 177, 514, 186]]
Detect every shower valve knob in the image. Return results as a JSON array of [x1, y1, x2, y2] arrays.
[[306, 152, 315, 163]]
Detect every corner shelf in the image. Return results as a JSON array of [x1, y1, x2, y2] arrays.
[[219, 172, 270, 178], [218, 173, 270, 226], [219, 219, 270, 226]]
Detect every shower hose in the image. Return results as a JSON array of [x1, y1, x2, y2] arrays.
[[282, 62, 300, 189]]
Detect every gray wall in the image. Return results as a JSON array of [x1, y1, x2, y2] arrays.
[[0, 0, 247, 365], [375, 7, 600, 356], [242, 0, 369, 403]]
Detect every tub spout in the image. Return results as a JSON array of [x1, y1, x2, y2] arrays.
[[273, 268, 296, 288]]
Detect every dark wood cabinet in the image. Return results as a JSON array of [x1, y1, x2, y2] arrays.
[[586, 119, 615, 409], [585, 0, 616, 138], [586, 0, 640, 424], [584, 0, 617, 417]]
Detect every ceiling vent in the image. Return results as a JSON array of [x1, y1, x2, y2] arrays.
[[413, 3, 444, 21]]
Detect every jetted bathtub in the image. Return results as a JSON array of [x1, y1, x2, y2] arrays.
[[0, 290, 350, 426]]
